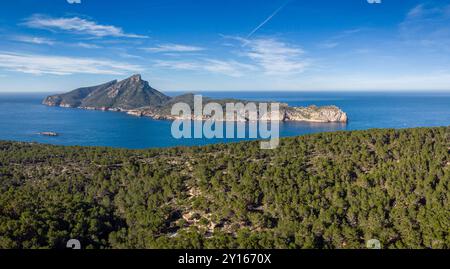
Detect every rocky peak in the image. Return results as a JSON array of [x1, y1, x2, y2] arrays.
[[128, 74, 142, 83], [43, 74, 171, 110], [115, 74, 148, 89]]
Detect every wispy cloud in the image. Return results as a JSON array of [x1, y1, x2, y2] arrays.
[[11, 36, 102, 49], [0, 52, 143, 75], [154, 60, 198, 70], [154, 59, 254, 77], [400, 3, 450, 47], [235, 37, 309, 75], [23, 15, 148, 38], [12, 35, 55, 45], [74, 42, 101, 49], [142, 43, 205, 53], [153, 37, 309, 77], [406, 4, 426, 18], [318, 42, 339, 49], [202, 59, 256, 77], [317, 28, 364, 49], [338, 28, 363, 37], [118, 52, 143, 59]]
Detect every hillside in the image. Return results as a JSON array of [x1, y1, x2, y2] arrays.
[[0, 126, 448, 249], [43, 74, 171, 110]]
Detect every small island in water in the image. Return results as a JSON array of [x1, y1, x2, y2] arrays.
[[38, 132, 59, 137], [43, 74, 348, 123]]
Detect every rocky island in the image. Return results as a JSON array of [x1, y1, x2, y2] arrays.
[[38, 132, 59, 137], [43, 74, 348, 123]]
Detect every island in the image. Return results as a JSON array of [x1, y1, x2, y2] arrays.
[[43, 74, 348, 123], [38, 132, 59, 137]]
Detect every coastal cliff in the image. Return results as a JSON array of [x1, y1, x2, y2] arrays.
[[43, 74, 348, 123]]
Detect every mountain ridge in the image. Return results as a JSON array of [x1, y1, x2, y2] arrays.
[[43, 74, 171, 110]]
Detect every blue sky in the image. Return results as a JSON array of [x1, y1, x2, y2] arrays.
[[1, 0, 450, 92]]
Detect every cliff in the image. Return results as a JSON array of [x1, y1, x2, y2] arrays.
[[284, 105, 348, 122], [43, 75, 348, 123]]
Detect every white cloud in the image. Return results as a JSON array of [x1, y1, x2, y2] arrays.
[[406, 4, 425, 18], [154, 59, 254, 77], [202, 59, 255, 77], [67, 0, 81, 4], [238, 37, 309, 75], [23, 15, 148, 38], [318, 42, 339, 49], [142, 44, 205, 53], [0, 52, 143, 75], [152, 37, 309, 77], [316, 28, 364, 50], [12, 35, 55, 45], [74, 42, 101, 49], [154, 60, 199, 70], [11, 36, 101, 49], [118, 52, 143, 59]]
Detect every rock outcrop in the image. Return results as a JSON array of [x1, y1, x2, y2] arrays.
[[43, 75, 348, 123], [284, 105, 348, 123], [38, 132, 59, 137]]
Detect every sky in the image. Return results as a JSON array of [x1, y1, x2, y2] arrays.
[[1, 0, 450, 92]]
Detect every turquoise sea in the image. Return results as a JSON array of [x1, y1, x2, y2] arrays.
[[0, 91, 449, 149]]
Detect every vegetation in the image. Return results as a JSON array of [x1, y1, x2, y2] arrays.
[[0, 127, 449, 249]]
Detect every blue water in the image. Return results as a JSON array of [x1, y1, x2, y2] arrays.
[[0, 91, 449, 149]]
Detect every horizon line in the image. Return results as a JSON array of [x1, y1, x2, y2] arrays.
[[2, 89, 450, 94]]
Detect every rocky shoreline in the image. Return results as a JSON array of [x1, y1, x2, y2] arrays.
[[43, 102, 348, 123]]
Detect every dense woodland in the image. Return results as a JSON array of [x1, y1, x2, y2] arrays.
[[0, 127, 449, 249]]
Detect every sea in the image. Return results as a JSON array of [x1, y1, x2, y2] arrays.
[[0, 91, 449, 149]]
